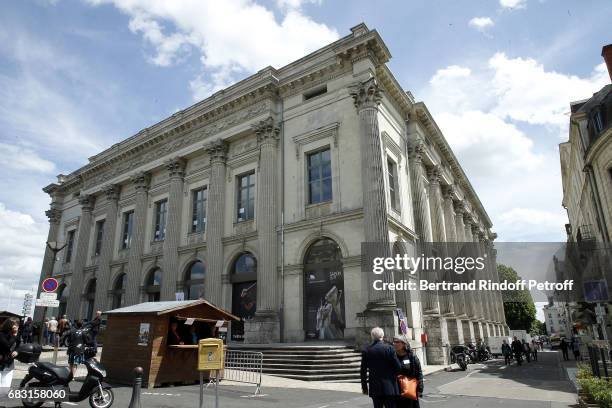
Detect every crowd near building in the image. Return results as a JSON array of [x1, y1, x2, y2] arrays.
[[558, 44, 612, 341], [36, 24, 507, 364]]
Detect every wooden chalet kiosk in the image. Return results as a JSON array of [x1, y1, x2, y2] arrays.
[[101, 300, 239, 388]]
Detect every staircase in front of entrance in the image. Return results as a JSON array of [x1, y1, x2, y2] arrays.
[[228, 344, 362, 381]]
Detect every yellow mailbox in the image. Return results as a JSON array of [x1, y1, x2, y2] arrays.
[[197, 338, 224, 371]]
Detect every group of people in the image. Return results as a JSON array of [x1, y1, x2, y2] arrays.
[[559, 337, 581, 361], [360, 327, 424, 408], [501, 337, 539, 365]]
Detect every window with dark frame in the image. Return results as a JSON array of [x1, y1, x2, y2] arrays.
[[153, 199, 168, 241], [237, 172, 255, 222], [387, 158, 399, 211], [191, 187, 207, 233], [65, 230, 75, 263], [94, 219, 105, 256], [122, 210, 134, 249], [307, 148, 332, 204], [593, 111, 604, 133]]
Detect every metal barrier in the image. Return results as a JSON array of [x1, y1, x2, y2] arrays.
[[207, 349, 263, 395], [587, 343, 611, 380]]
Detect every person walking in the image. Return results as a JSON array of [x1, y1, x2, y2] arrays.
[[511, 336, 523, 366], [393, 335, 423, 408], [0, 319, 20, 396], [560, 338, 569, 361], [89, 311, 102, 352], [571, 338, 581, 361], [522, 340, 531, 363], [531, 340, 538, 362], [501, 339, 512, 365], [360, 327, 402, 408], [47, 316, 58, 346], [21, 317, 33, 344], [42, 318, 49, 346], [61, 320, 90, 377]]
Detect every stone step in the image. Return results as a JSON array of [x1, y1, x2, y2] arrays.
[[266, 372, 361, 381], [262, 362, 361, 369], [260, 353, 360, 360], [262, 357, 361, 364]]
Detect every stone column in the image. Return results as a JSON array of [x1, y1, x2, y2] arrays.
[[34, 207, 63, 322], [245, 118, 280, 343], [204, 140, 228, 307], [463, 216, 476, 319], [125, 172, 151, 305], [471, 225, 485, 321], [408, 141, 433, 242], [161, 158, 186, 301], [66, 194, 95, 319], [454, 203, 466, 243], [350, 77, 394, 307], [93, 185, 120, 312], [443, 187, 465, 318]]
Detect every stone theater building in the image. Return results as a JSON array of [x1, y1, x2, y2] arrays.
[[37, 24, 506, 363]]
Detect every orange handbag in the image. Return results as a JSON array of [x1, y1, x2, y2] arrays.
[[397, 375, 418, 400]]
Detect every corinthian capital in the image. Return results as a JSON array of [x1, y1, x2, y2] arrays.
[[349, 77, 382, 110], [205, 139, 229, 164], [453, 201, 466, 215], [166, 157, 186, 179], [427, 165, 441, 185], [408, 141, 425, 163], [103, 184, 120, 202], [78, 194, 95, 212], [253, 117, 280, 146], [131, 172, 151, 193], [442, 185, 455, 201], [45, 208, 62, 224]]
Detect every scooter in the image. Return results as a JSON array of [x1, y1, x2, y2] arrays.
[[450, 345, 468, 371], [19, 348, 113, 408]]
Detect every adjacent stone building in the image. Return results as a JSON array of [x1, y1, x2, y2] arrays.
[[36, 23, 506, 363]]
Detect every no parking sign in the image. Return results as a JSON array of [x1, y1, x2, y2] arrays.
[[42, 277, 59, 293]]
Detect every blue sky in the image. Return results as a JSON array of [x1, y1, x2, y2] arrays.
[[1, 0, 610, 313]]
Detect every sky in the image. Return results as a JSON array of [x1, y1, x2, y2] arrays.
[[0, 0, 610, 315]]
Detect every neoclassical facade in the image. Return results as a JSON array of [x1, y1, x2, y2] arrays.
[[36, 23, 506, 363]]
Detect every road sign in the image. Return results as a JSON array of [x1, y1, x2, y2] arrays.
[[39, 292, 57, 301], [42, 278, 59, 293], [36, 299, 60, 308]]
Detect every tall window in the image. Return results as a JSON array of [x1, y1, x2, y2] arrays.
[[192, 187, 207, 233], [307, 148, 332, 204], [387, 158, 399, 211], [237, 172, 255, 222], [145, 268, 162, 302], [65, 230, 75, 263], [153, 199, 168, 241], [184, 261, 205, 300], [85, 279, 96, 321], [94, 220, 105, 256], [111, 273, 127, 309], [231, 253, 257, 342], [122, 210, 134, 249]]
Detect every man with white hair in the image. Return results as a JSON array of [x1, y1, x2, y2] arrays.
[[360, 327, 402, 408]]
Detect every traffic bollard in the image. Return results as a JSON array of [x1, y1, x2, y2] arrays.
[[128, 367, 143, 408]]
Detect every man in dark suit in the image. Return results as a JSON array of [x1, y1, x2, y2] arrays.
[[361, 327, 402, 408]]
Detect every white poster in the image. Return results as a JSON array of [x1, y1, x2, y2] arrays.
[[138, 323, 150, 346], [175, 292, 185, 301]]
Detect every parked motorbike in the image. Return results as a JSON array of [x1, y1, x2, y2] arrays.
[[19, 347, 113, 408], [450, 345, 468, 371]]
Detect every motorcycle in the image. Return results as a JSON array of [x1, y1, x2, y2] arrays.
[[450, 345, 468, 371], [19, 347, 113, 408]]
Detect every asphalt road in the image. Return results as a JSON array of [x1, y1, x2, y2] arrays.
[[2, 351, 577, 408]]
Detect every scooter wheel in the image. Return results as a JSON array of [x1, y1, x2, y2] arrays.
[[20, 382, 43, 408], [89, 388, 114, 408]]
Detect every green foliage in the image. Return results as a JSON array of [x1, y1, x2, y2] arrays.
[[529, 319, 547, 336], [578, 375, 612, 408], [497, 264, 536, 331]]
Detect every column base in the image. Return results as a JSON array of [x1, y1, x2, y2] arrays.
[[423, 315, 449, 365], [356, 306, 398, 350], [243, 311, 280, 344]]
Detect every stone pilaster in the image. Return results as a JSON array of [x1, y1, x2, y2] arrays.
[[245, 118, 280, 343], [161, 158, 186, 301], [204, 140, 228, 307], [444, 188, 466, 318], [350, 77, 394, 308], [125, 172, 151, 305], [34, 207, 63, 322], [408, 141, 433, 242], [454, 203, 466, 242], [93, 185, 120, 312], [66, 194, 95, 319]]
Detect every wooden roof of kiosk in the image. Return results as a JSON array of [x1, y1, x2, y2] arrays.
[[101, 300, 239, 388]]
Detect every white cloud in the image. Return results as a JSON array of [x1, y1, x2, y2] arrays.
[[0, 143, 56, 173], [85, 0, 338, 100], [496, 208, 568, 241], [500, 0, 527, 9], [0, 203, 47, 314], [468, 17, 494, 32]]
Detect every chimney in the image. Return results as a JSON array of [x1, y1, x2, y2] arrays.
[[603, 44, 612, 82]]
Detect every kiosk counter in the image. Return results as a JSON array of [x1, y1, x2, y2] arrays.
[[101, 300, 238, 388]]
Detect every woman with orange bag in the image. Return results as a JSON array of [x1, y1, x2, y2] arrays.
[[393, 335, 424, 408]]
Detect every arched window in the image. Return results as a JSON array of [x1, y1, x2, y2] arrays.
[[230, 252, 257, 341], [184, 261, 205, 300], [111, 273, 127, 309], [303, 238, 345, 340], [145, 268, 161, 302], [85, 279, 96, 321]]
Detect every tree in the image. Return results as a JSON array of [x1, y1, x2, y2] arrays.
[[530, 319, 547, 336], [498, 264, 537, 331]]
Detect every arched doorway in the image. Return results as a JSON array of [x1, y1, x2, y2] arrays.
[[303, 238, 345, 340], [85, 279, 96, 321], [111, 273, 127, 309], [145, 268, 162, 302], [230, 253, 257, 342], [57, 283, 68, 318], [184, 261, 205, 300]]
